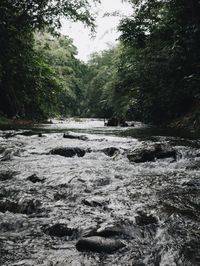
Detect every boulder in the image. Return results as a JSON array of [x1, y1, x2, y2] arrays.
[[106, 117, 119, 127], [27, 174, 45, 183], [106, 117, 129, 127], [120, 122, 129, 127], [135, 212, 158, 226], [84, 226, 126, 238], [82, 196, 107, 207], [44, 223, 78, 238], [76, 236, 125, 253], [50, 147, 86, 157], [0, 199, 18, 213], [102, 147, 119, 157], [18, 198, 41, 214], [0, 171, 16, 181], [63, 133, 88, 141], [127, 144, 177, 163]]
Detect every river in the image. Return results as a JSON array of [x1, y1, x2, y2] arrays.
[[0, 118, 199, 266]]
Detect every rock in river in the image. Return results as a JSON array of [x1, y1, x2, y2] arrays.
[[135, 212, 158, 226], [76, 236, 125, 253], [0, 171, 17, 181], [27, 174, 45, 183], [50, 147, 86, 157], [127, 143, 177, 163], [44, 223, 78, 238], [102, 147, 119, 157], [63, 133, 88, 141]]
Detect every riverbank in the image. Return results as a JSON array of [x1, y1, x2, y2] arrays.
[[0, 114, 53, 128]]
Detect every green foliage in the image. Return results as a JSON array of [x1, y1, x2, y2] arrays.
[[115, 0, 200, 124], [0, 0, 99, 119], [82, 48, 118, 118]]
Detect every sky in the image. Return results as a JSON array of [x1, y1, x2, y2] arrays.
[[61, 0, 132, 62]]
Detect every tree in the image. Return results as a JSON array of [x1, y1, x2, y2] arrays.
[[0, 0, 100, 118], [115, 0, 200, 123]]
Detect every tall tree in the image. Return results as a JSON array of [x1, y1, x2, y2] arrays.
[[0, 0, 99, 118], [116, 0, 200, 123]]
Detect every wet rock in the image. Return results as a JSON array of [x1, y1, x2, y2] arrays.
[[85, 226, 126, 238], [3, 132, 16, 139], [135, 212, 158, 226], [0, 199, 18, 213], [0, 147, 5, 154], [102, 147, 119, 157], [127, 144, 177, 163], [44, 223, 78, 238], [18, 198, 41, 214], [27, 174, 45, 183], [182, 179, 200, 188], [76, 236, 125, 253], [0, 171, 16, 181], [82, 196, 107, 207], [181, 238, 200, 265], [50, 147, 86, 157], [63, 133, 88, 141], [132, 262, 146, 266], [38, 133, 43, 137], [186, 160, 200, 170], [120, 122, 129, 127], [106, 117, 119, 127]]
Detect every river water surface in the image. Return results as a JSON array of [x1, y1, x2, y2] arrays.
[[0, 119, 199, 266]]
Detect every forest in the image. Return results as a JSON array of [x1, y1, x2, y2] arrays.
[[0, 0, 200, 129]]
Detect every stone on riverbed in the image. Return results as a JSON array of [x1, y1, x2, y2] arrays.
[[0, 198, 41, 214], [0, 199, 18, 213], [0, 171, 17, 181], [102, 147, 119, 157], [82, 196, 107, 207], [27, 174, 45, 183], [76, 236, 125, 253], [135, 212, 158, 226], [127, 143, 177, 163], [50, 147, 86, 157], [44, 223, 78, 238], [18, 198, 42, 214], [63, 133, 88, 141]]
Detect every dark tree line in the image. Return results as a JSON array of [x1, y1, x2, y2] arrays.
[[0, 0, 98, 119], [0, 0, 199, 127]]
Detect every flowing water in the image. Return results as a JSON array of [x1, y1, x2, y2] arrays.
[[0, 119, 199, 266]]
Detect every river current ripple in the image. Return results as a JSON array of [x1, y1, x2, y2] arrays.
[[0, 119, 199, 266]]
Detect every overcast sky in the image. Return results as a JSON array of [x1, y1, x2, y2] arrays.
[[61, 0, 132, 61]]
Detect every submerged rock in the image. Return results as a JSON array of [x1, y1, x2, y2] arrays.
[[44, 223, 78, 238], [0, 171, 17, 181], [18, 198, 42, 214], [182, 179, 200, 188], [102, 147, 119, 157], [106, 117, 129, 127], [135, 212, 158, 226], [84, 225, 127, 238], [27, 174, 45, 183], [82, 196, 107, 207], [106, 117, 119, 127], [127, 143, 177, 163], [0, 198, 40, 215], [50, 147, 86, 157], [63, 133, 88, 141], [76, 236, 125, 253], [0, 199, 18, 213]]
